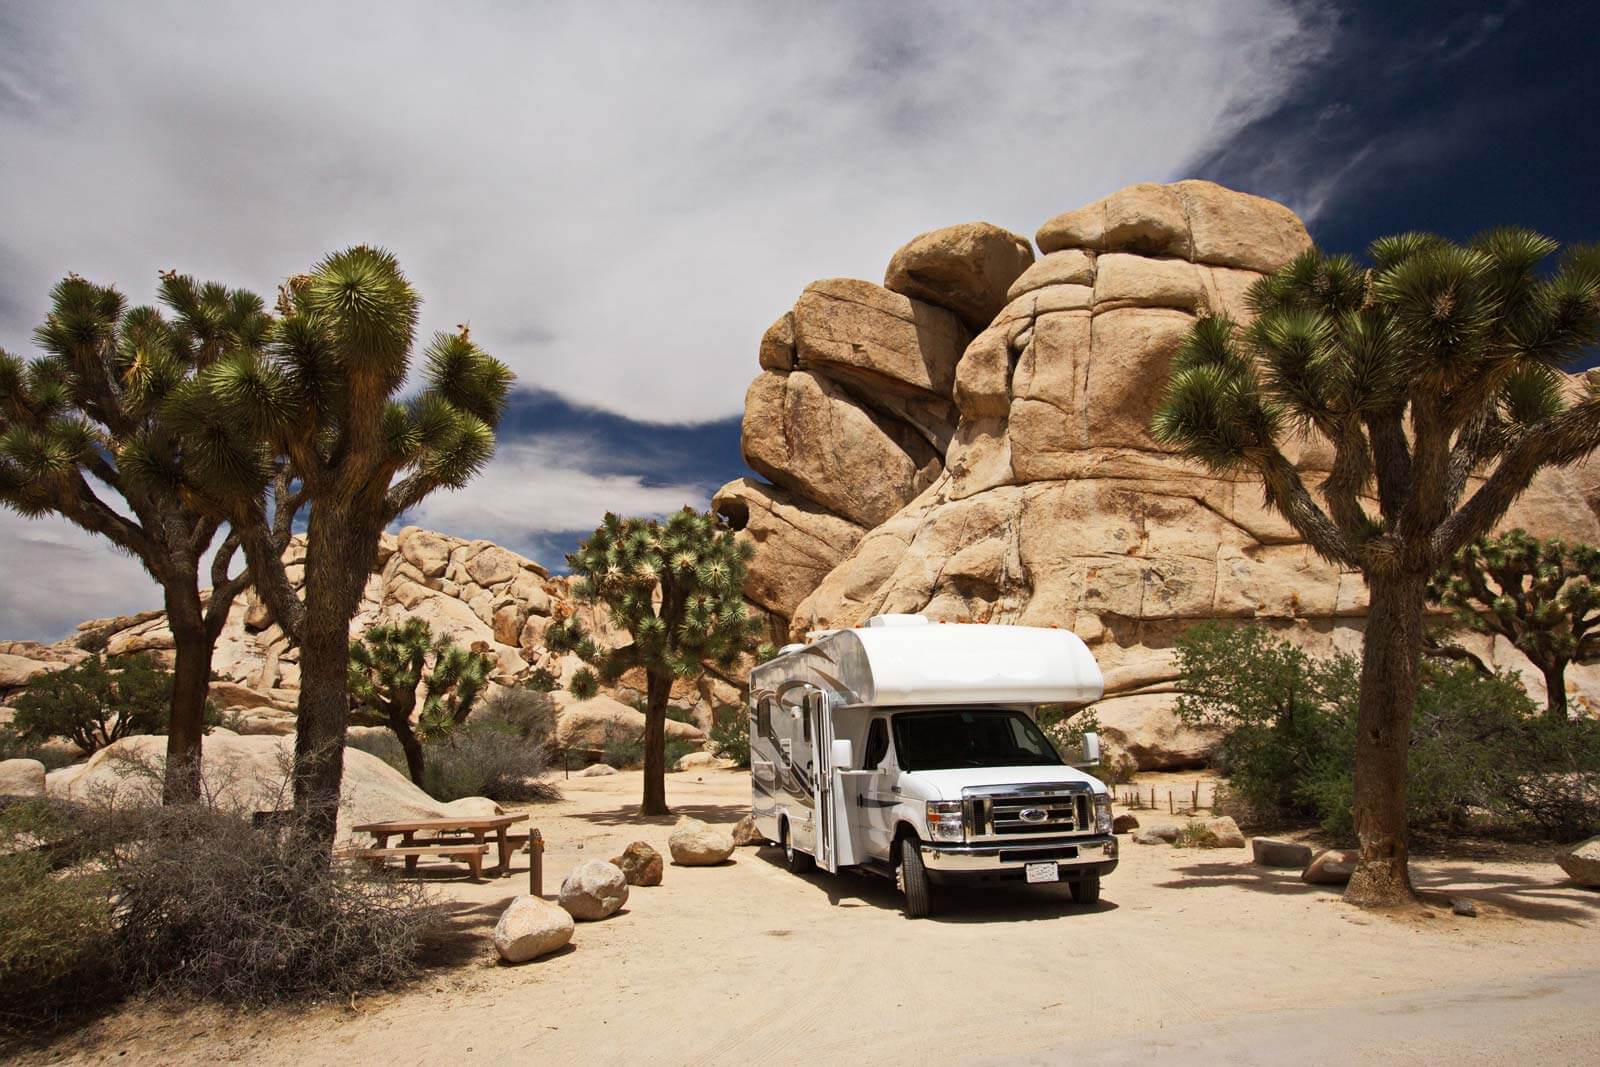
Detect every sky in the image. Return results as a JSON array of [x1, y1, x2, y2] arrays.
[[1, 0, 1596, 639]]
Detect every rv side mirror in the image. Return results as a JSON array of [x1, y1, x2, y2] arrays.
[[1077, 731, 1101, 767], [830, 739, 853, 770]]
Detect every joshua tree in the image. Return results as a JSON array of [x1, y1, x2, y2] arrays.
[[1429, 529, 1600, 720], [1153, 231, 1600, 906], [0, 273, 271, 802], [179, 247, 511, 844], [547, 508, 758, 815], [349, 618, 493, 786]]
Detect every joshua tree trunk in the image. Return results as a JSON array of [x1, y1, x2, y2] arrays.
[[1540, 662, 1570, 722], [292, 512, 359, 845], [642, 668, 672, 816], [391, 713, 426, 786], [1344, 571, 1426, 907], [163, 601, 215, 806]]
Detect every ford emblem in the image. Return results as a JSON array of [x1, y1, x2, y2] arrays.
[[1019, 808, 1048, 824]]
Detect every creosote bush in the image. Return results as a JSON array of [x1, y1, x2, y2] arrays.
[[104, 803, 440, 1003], [10, 654, 190, 755], [1175, 622, 1600, 840]]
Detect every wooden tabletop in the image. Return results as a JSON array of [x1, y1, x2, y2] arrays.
[[351, 813, 530, 833]]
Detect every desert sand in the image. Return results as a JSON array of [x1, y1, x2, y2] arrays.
[[32, 769, 1600, 1065]]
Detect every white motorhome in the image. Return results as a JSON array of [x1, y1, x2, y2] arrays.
[[748, 614, 1114, 918]]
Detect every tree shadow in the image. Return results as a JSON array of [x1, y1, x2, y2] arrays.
[[1157, 857, 1600, 924], [565, 802, 749, 827], [752, 846, 1118, 923]]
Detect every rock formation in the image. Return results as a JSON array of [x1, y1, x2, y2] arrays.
[[723, 180, 1600, 767]]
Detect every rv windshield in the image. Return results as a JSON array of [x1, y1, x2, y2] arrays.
[[890, 709, 1063, 771]]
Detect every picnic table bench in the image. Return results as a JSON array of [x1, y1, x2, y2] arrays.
[[349, 814, 544, 892]]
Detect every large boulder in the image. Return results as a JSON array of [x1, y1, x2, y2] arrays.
[[558, 860, 630, 920], [610, 841, 664, 886], [1557, 836, 1600, 888], [1196, 816, 1246, 849], [741, 370, 942, 528], [712, 478, 866, 619], [493, 894, 574, 963], [0, 654, 65, 689], [668, 818, 735, 866], [45, 734, 500, 843], [554, 694, 705, 752], [0, 758, 47, 797], [731, 814, 766, 846], [884, 222, 1035, 331]]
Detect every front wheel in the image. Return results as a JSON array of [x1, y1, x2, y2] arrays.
[[1070, 875, 1101, 907], [898, 837, 933, 918], [781, 821, 815, 875]]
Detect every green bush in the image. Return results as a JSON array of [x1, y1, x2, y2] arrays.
[[664, 737, 697, 771], [665, 705, 697, 726], [348, 721, 558, 804], [1174, 622, 1599, 841], [707, 704, 750, 768], [601, 725, 643, 769], [475, 686, 559, 750], [1037, 706, 1137, 784], [521, 666, 560, 693], [10, 654, 178, 755], [0, 851, 109, 1028]]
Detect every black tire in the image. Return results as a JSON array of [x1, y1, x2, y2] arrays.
[[781, 820, 815, 875], [1071, 875, 1101, 907], [898, 836, 933, 918]]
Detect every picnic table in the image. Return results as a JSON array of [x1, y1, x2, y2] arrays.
[[351, 813, 534, 883]]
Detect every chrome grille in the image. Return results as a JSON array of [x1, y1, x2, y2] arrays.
[[964, 786, 1093, 840]]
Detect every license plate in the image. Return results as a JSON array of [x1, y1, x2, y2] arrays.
[[1025, 862, 1058, 884]]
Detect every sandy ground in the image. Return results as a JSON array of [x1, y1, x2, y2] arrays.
[[31, 769, 1600, 1065]]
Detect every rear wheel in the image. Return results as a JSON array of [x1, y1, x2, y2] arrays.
[[781, 820, 814, 875], [1070, 875, 1101, 907], [898, 836, 933, 918]]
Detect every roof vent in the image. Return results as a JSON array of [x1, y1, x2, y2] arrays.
[[864, 613, 931, 628]]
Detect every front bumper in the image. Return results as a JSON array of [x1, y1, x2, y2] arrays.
[[920, 834, 1118, 884]]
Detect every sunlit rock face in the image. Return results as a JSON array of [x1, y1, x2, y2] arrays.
[[727, 181, 1600, 767]]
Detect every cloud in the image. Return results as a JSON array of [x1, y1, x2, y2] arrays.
[[0, 510, 160, 641], [400, 436, 710, 556], [0, 1, 1328, 425]]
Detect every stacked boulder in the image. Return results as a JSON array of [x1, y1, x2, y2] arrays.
[[729, 181, 1600, 768], [713, 223, 1035, 634]]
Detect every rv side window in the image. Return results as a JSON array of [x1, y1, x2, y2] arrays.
[[861, 718, 889, 769], [755, 697, 773, 740], [802, 695, 813, 743]]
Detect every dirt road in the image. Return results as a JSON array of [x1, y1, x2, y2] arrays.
[[44, 769, 1600, 1065]]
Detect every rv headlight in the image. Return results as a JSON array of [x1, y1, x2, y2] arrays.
[[925, 801, 964, 843], [1094, 793, 1113, 835]]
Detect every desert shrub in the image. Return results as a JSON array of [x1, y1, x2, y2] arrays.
[[707, 704, 750, 768], [1174, 622, 1598, 840], [104, 803, 440, 1003], [476, 686, 559, 750], [349, 722, 558, 804], [10, 654, 175, 755], [664, 737, 697, 771], [601, 723, 644, 769], [421, 723, 559, 803], [1172, 823, 1221, 849], [664, 705, 697, 726]]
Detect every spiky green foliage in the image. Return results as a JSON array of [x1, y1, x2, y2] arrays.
[[0, 272, 274, 802], [348, 619, 493, 786], [1153, 230, 1600, 905], [1154, 233, 1600, 570], [1429, 529, 1600, 720], [549, 508, 759, 813]]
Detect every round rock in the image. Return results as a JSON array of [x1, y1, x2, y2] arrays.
[[1251, 837, 1313, 869], [668, 817, 735, 866], [0, 757, 48, 798], [610, 841, 664, 887], [558, 860, 630, 920], [492, 894, 574, 963]]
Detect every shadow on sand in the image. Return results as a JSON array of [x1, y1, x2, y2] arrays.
[[1157, 858, 1600, 924], [752, 845, 1118, 924]]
